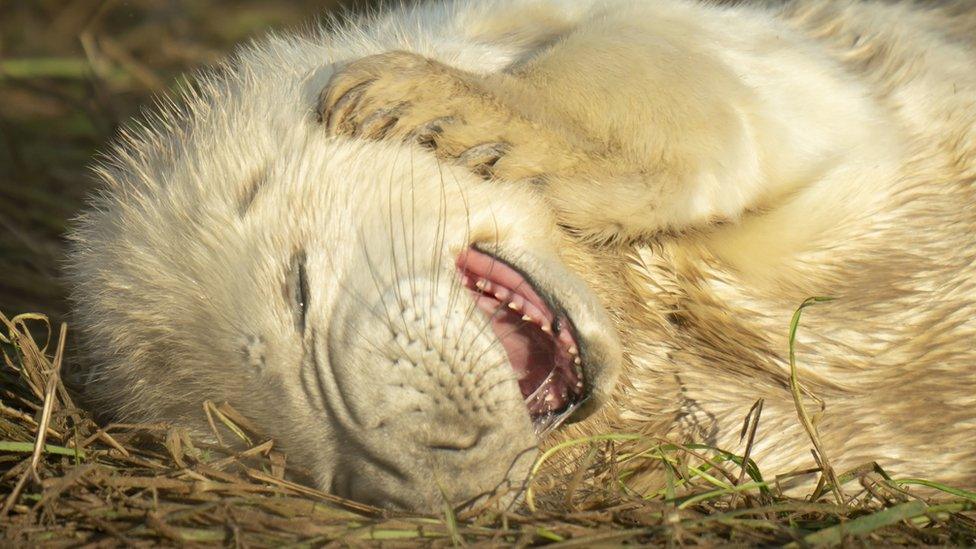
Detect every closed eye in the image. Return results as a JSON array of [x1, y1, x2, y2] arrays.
[[288, 251, 310, 333]]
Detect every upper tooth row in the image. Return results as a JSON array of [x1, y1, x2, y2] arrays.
[[470, 277, 553, 331], [466, 275, 583, 368]]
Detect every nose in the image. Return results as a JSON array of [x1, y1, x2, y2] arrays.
[[335, 390, 541, 511], [425, 424, 485, 451]]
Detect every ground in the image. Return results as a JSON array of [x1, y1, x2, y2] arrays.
[[1, 1, 974, 546]]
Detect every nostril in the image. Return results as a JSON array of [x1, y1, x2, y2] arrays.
[[426, 426, 484, 452]]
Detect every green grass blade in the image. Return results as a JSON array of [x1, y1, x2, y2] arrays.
[[535, 527, 565, 542], [0, 440, 86, 459], [676, 481, 769, 509], [796, 500, 928, 546], [895, 479, 976, 502]]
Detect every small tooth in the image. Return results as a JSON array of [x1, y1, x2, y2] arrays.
[[568, 345, 578, 355], [573, 357, 581, 365], [540, 323, 552, 334], [507, 301, 522, 312], [475, 279, 488, 290], [522, 302, 550, 327], [576, 381, 584, 389], [522, 315, 533, 323]]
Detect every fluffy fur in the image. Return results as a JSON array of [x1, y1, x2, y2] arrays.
[[67, 0, 976, 511]]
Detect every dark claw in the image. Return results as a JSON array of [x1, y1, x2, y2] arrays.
[[459, 142, 510, 177], [409, 116, 455, 149], [355, 104, 404, 139], [321, 79, 374, 134]]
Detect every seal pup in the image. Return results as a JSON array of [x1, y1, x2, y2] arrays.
[[68, 0, 976, 510]]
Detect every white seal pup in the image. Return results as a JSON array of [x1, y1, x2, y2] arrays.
[[68, 0, 976, 510]]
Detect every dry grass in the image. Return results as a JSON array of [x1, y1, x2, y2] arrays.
[[2, 2, 975, 546], [1, 309, 975, 546]]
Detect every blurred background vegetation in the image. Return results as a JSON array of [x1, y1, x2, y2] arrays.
[[0, 0, 368, 321]]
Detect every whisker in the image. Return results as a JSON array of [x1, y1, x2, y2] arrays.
[[454, 206, 503, 364], [402, 147, 426, 348], [468, 314, 557, 390], [461, 261, 536, 372], [429, 156, 450, 336], [351, 323, 394, 360], [445, 166, 473, 315], [444, 169, 481, 366], [385, 145, 409, 332], [356, 226, 413, 358], [324, 241, 412, 358], [454, 293, 510, 365]]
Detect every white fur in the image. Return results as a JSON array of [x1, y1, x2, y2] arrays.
[[68, 0, 976, 510]]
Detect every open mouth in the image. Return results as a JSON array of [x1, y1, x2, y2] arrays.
[[456, 247, 585, 432]]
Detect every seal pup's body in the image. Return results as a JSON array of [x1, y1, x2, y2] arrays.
[[69, 0, 976, 510]]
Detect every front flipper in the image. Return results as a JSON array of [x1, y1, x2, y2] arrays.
[[317, 51, 587, 182], [316, 47, 772, 247]]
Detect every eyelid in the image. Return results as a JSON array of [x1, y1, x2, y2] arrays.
[[289, 251, 309, 333]]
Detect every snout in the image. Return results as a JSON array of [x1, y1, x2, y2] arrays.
[[335, 406, 538, 510], [323, 277, 539, 510], [315, 227, 623, 510]]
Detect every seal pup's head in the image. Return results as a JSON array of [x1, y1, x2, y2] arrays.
[[67, 72, 621, 513]]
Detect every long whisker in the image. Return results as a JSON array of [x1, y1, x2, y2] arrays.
[[450, 172, 509, 367], [445, 166, 473, 315], [443, 169, 483, 366], [402, 147, 427, 348], [385, 145, 409, 330], [429, 155, 450, 337], [454, 206, 503, 364], [356, 226, 413, 358], [326, 242, 416, 359], [463, 274, 535, 371]]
